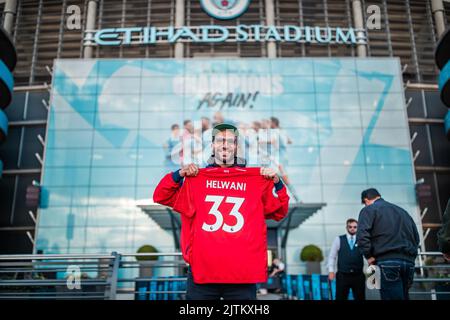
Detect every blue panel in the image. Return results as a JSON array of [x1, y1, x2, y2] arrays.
[[100, 77, 141, 94], [315, 76, 358, 93], [311, 274, 322, 300], [227, 59, 271, 74], [281, 76, 315, 93], [46, 130, 94, 149], [50, 111, 95, 130], [356, 58, 400, 76], [439, 61, 450, 95], [331, 279, 336, 300], [275, 93, 316, 111], [142, 59, 184, 76], [90, 167, 137, 186], [52, 94, 98, 113], [42, 167, 91, 187], [40, 187, 90, 207], [37, 58, 418, 265], [184, 59, 227, 75], [285, 274, 293, 297], [45, 148, 93, 168], [365, 145, 412, 165], [0, 108, 8, 138], [53, 76, 98, 95], [271, 59, 314, 76], [38, 207, 88, 228], [316, 93, 359, 110], [314, 59, 356, 76], [0, 59, 14, 92], [98, 59, 142, 77], [367, 165, 414, 184], [296, 275, 305, 300], [136, 281, 148, 300]]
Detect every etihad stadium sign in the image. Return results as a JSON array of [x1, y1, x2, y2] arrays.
[[85, 25, 365, 47]]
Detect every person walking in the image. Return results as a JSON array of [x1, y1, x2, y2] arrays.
[[357, 188, 420, 300]]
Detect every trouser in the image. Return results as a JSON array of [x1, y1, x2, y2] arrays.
[[186, 270, 257, 300], [378, 259, 415, 300], [335, 272, 366, 300]]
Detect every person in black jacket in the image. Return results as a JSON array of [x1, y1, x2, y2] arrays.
[[356, 188, 420, 300]]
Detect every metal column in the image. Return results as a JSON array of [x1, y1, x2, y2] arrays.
[[431, 0, 446, 39], [3, 0, 17, 35], [175, 0, 185, 58], [83, 0, 98, 58], [265, 0, 276, 58], [352, 0, 367, 57]]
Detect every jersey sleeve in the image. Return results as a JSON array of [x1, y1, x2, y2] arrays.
[[262, 180, 290, 221], [152, 172, 183, 208], [172, 178, 196, 218]]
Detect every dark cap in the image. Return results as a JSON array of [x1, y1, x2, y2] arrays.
[[212, 123, 239, 138], [361, 188, 381, 203]]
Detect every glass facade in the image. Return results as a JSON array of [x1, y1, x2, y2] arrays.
[[35, 58, 420, 274]]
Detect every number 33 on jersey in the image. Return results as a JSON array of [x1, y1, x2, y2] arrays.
[[171, 167, 290, 284]]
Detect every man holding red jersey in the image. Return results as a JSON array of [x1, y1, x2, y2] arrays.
[[153, 123, 290, 300]]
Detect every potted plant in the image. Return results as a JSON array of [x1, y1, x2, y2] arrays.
[[136, 245, 159, 278], [300, 245, 324, 275]]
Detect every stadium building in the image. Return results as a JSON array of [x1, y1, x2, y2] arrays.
[[0, 0, 449, 277]]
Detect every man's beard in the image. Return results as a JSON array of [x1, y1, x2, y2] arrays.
[[214, 152, 235, 165]]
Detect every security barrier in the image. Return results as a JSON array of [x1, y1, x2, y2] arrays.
[[0, 251, 448, 300]]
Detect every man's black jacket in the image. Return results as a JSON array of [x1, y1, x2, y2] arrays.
[[356, 198, 420, 263]]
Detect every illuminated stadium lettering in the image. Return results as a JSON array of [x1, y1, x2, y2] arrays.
[[89, 25, 361, 46]]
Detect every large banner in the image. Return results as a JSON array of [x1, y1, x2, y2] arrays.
[[36, 58, 419, 274]]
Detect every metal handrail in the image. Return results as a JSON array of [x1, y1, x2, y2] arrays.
[[0, 253, 119, 300], [0, 251, 448, 300], [417, 251, 444, 256], [121, 253, 182, 257], [0, 254, 115, 260]]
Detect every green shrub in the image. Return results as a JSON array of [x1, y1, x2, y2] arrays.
[[136, 245, 159, 261], [300, 245, 324, 262]]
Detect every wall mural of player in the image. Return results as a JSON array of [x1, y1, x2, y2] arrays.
[[38, 58, 418, 276], [163, 112, 296, 199]]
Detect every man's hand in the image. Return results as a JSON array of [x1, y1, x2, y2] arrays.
[[328, 272, 335, 281], [367, 257, 376, 265], [444, 253, 450, 262], [180, 164, 199, 177], [260, 167, 280, 184]]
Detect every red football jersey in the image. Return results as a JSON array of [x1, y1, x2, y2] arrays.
[[170, 167, 289, 284]]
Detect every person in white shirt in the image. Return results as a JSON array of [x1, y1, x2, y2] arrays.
[[327, 218, 366, 300]]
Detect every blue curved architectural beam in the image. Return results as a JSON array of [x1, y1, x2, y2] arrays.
[[0, 27, 16, 109], [0, 59, 14, 109], [435, 29, 450, 141], [0, 108, 8, 143], [0, 27, 16, 177], [439, 61, 450, 108]]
